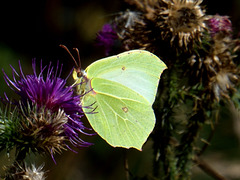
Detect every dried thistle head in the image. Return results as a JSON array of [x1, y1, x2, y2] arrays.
[[188, 31, 240, 101], [4, 163, 45, 180], [113, 10, 144, 39], [207, 32, 239, 101], [0, 104, 68, 160], [189, 31, 238, 76], [19, 105, 68, 156], [156, 0, 207, 49], [96, 10, 144, 56], [115, 1, 161, 53], [124, 0, 159, 20], [111, 0, 207, 66], [207, 70, 238, 101]]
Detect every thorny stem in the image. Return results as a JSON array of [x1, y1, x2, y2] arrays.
[[152, 68, 174, 178], [198, 127, 216, 156], [198, 110, 219, 156]]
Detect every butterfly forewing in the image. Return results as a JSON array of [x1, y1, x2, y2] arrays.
[[85, 50, 166, 104], [80, 50, 167, 150]]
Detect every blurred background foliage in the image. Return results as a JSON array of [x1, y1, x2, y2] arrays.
[[0, 0, 240, 179]]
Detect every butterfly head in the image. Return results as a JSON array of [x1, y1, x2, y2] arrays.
[[60, 44, 90, 96], [72, 68, 87, 81]]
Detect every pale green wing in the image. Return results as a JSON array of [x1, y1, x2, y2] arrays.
[[82, 78, 155, 150], [85, 50, 166, 104], [82, 50, 167, 150]]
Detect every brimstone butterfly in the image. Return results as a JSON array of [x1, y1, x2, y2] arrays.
[[61, 45, 167, 150]]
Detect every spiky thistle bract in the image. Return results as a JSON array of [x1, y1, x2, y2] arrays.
[[1, 60, 93, 161]]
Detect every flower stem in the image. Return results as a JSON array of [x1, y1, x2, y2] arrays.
[[123, 150, 130, 180], [194, 156, 228, 180]]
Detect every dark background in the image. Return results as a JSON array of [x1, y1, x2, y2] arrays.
[[0, 0, 239, 67], [0, 0, 240, 179]]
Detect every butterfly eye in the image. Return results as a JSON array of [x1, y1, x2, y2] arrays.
[[73, 67, 83, 78], [77, 71, 82, 78]]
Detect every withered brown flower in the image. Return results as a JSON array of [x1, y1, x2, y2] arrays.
[[188, 32, 240, 101], [157, 0, 207, 49], [116, 0, 208, 64]]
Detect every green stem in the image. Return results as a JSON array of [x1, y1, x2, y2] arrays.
[[152, 66, 180, 179]]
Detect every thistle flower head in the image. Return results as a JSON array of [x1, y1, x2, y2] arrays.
[[96, 24, 119, 56], [2, 60, 92, 157], [157, 0, 207, 48], [207, 14, 232, 37]]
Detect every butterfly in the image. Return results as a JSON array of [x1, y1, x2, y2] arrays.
[[61, 45, 167, 150]]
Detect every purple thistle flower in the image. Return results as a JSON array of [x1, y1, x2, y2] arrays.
[[96, 23, 119, 56], [208, 14, 232, 36], [2, 60, 93, 150]]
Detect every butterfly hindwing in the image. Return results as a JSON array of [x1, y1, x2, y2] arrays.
[[82, 78, 155, 150]]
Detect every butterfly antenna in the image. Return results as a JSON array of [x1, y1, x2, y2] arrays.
[[59, 44, 79, 68], [73, 47, 81, 70]]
